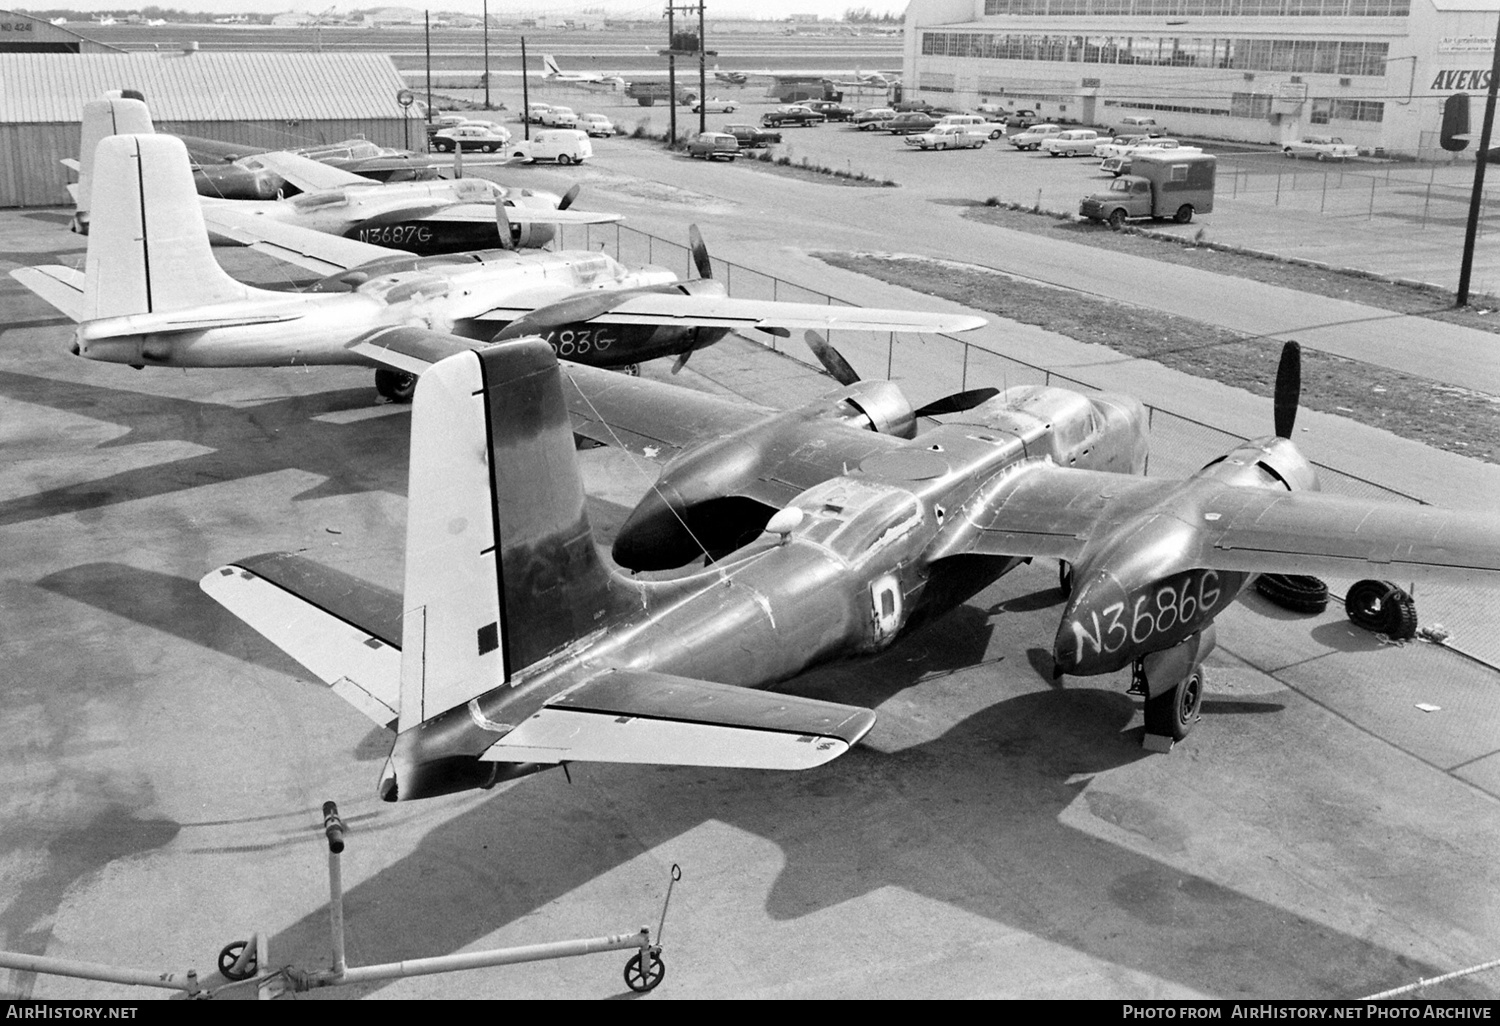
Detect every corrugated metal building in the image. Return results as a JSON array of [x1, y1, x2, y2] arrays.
[[0, 10, 123, 54], [0, 51, 413, 206]]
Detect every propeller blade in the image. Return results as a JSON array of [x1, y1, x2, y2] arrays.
[[688, 224, 712, 280], [1274, 340, 1301, 439], [804, 330, 859, 386], [913, 388, 1000, 418], [559, 184, 580, 211], [671, 350, 691, 374], [494, 196, 515, 249]]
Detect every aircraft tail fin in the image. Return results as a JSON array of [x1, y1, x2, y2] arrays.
[[73, 96, 155, 234], [84, 134, 255, 320], [542, 54, 561, 77], [398, 340, 615, 729]]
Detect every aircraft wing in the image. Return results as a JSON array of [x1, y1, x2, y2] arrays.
[[407, 202, 623, 226], [10, 265, 86, 321], [344, 325, 479, 375], [481, 667, 876, 770], [245, 150, 370, 192], [201, 205, 392, 275], [481, 292, 987, 335], [560, 360, 772, 464], [930, 463, 1500, 584], [201, 555, 404, 729]]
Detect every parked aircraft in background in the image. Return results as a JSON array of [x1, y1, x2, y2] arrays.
[[200, 332, 1500, 803], [15, 134, 985, 403], [713, 65, 749, 85], [541, 54, 627, 90]]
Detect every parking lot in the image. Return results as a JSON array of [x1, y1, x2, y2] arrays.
[[4, 84, 1500, 1001]]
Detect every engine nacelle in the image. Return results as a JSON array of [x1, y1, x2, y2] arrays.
[[1198, 435, 1319, 492], [837, 379, 917, 439]]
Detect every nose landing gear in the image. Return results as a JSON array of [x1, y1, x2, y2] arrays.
[[1128, 625, 1216, 751]]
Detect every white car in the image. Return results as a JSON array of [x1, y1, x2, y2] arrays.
[[577, 112, 616, 137], [692, 97, 739, 114], [539, 106, 579, 128], [508, 129, 592, 165], [521, 103, 551, 124], [905, 124, 987, 150], [940, 113, 1006, 140], [1100, 140, 1202, 176], [853, 107, 896, 131], [431, 122, 512, 152], [1092, 134, 1156, 160], [1283, 136, 1359, 161], [1008, 124, 1064, 151], [1040, 129, 1101, 157], [1116, 115, 1163, 135]]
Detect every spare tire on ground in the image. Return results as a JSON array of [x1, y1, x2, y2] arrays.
[[1345, 579, 1418, 641], [1255, 573, 1329, 614]]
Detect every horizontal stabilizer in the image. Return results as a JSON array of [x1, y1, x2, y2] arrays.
[[239, 150, 370, 193], [483, 668, 876, 770], [10, 266, 86, 321], [60, 157, 81, 172], [346, 325, 478, 375], [200, 555, 403, 729]]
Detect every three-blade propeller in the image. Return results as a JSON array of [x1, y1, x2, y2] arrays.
[[803, 330, 999, 419]]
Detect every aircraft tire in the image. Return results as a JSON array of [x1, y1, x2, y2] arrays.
[[1144, 668, 1203, 741], [375, 368, 417, 404], [1255, 573, 1328, 614], [623, 951, 665, 992], [1345, 580, 1418, 641]]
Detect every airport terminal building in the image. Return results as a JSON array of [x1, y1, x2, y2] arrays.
[[902, 0, 1500, 156]]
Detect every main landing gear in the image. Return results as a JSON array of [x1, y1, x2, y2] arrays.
[[375, 368, 417, 403], [1128, 625, 1217, 751]]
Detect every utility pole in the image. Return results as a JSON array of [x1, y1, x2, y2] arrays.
[[666, 3, 677, 146], [661, 3, 716, 145], [1458, 8, 1500, 306], [423, 9, 432, 133], [698, 2, 707, 136], [521, 35, 530, 140], [483, 0, 490, 109]]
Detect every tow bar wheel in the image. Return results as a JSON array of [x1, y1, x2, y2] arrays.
[[218, 940, 257, 981], [624, 949, 665, 992]]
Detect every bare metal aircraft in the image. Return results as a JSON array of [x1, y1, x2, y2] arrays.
[[14, 134, 984, 402], [542, 54, 628, 91], [201, 333, 1500, 803]]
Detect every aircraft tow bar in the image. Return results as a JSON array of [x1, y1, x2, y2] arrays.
[[215, 802, 678, 998]]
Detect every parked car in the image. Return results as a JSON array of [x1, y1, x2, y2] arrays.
[[725, 123, 781, 148], [803, 100, 855, 122], [940, 113, 1006, 140], [1005, 109, 1040, 129], [686, 131, 740, 161], [577, 112, 616, 137], [905, 124, 987, 150], [886, 112, 940, 135], [692, 97, 739, 114], [508, 129, 592, 165], [1040, 129, 1101, 157], [520, 103, 552, 124], [975, 101, 1005, 115], [539, 106, 579, 128], [431, 122, 512, 153], [892, 99, 935, 113], [852, 107, 896, 130], [1008, 123, 1064, 150], [1099, 138, 1200, 175], [1283, 136, 1359, 161], [1115, 115, 1164, 135], [1092, 134, 1156, 160], [761, 106, 823, 128], [425, 113, 471, 138]]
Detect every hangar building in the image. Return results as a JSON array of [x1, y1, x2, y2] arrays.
[[0, 9, 122, 54], [901, 0, 1500, 156], [0, 49, 413, 207]]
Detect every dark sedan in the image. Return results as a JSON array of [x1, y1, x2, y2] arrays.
[[761, 106, 824, 128], [885, 112, 939, 135], [803, 100, 856, 122], [725, 123, 782, 148]]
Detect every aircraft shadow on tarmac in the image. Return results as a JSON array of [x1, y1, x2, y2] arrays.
[[0, 371, 413, 527], [238, 603, 1470, 1000]]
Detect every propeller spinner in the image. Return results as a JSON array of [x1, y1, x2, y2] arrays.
[[803, 331, 998, 417]]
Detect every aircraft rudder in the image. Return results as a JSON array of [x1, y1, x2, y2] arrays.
[[74, 97, 154, 233]]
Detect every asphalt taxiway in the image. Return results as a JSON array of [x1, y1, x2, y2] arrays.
[[1, 109, 1499, 1000]]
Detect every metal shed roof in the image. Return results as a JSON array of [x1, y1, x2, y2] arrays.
[[0, 51, 409, 123]]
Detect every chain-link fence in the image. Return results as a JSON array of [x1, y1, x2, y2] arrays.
[[559, 220, 1498, 669]]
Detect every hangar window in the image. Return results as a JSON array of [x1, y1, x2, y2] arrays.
[[1310, 97, 1333, 124]]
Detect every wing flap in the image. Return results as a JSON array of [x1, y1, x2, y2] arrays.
[[200, 555, 403, 729], [9, 266, 86, 322], [560, 360, 770, 463], [483, 668, 876, 770], [345, 325, 479, 375]]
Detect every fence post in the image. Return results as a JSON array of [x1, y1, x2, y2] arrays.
[[1423, 183, 1431, 228], [1320, 171, 1327, 214], [961, 343, 969, 390], [1369, 176, 1376, 220], [1275, 167, 1282, 206], [887, 333, 894, 380]]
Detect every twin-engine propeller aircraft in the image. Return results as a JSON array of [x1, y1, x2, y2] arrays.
[[13, 134, 985, 403], [69, 97, 612, 254], [202, 332, 1500, 804], [541, 54, 628, 90], [713, 65, 749, 85], [560, 334, 1500, 743]]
